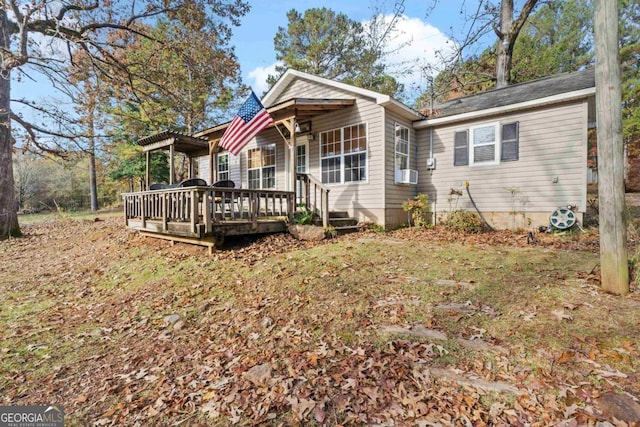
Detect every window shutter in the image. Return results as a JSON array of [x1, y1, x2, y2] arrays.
[[501, 122, 519, 161], [454, 130, 469, 166]]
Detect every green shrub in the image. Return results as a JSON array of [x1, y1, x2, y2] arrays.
[[442, 210, 485, 233], [293, 205, 316, 225], [402, 193, 431, 227]]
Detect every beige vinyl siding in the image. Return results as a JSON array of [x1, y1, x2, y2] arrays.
[[272, 78, 357, 101], [384, 111, 418, 227], [273, 77, 386, 223], [197, 156, 210, 184], [227, 151, 242, 187], [417, 99, 589, 222]]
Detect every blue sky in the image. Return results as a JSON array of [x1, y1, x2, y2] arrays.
[[13, 1, 491, 129], [234, 0, 473, 97]]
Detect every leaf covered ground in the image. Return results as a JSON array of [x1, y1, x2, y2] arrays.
[[1, 216, 640, 426]]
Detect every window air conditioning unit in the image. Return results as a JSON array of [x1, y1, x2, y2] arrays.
[[395, 169, 418, 185]]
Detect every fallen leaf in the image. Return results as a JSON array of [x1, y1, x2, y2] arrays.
[[288, 396, 315, 421]]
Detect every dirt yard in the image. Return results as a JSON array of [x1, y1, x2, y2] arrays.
[[1, 216, 639, 426]]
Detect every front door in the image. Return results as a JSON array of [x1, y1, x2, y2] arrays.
[[295, 139, 309, 205]]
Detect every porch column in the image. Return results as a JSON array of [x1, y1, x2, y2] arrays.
[[169, 141, 175, 185], [281, 117, 297, 193], [209, 139, 219, 184], [145, 150, 150, 189], [290, 124, 296, 195]]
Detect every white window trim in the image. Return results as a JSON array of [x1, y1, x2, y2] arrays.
[[469, 122, 500, 166], [217, 152, 229, 182], [394, 123, 410, 183], [319, 122, 368, 185], [247, 144, 276, 189]]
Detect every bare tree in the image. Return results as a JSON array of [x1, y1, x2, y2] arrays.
[[0, 0, 248, 239]]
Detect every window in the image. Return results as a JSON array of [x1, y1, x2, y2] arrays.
[[217, 153, 229, 181], [471, 123, 498, 165], [501, 122, 519, 161], [247, 144, 276, 189], [320, 123, 367, 184], [453, 121, 520, 166], [395, 123, 410, 171], [296, 144, 307, 174]]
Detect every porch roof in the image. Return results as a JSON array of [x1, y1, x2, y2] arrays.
[[194, 97, 356, 141], [137, 131, 209, 155]]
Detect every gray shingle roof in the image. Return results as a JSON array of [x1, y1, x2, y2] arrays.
[[431, 68, 595, 118]]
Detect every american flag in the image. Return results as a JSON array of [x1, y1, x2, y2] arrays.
[[219, 90, 274, 156]]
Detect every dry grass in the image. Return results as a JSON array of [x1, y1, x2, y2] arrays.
[[1, 217, 639, 425]]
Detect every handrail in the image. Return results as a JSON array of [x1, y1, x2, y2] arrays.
[[122, 186, 295, 236], [295, 173, 330, 228]]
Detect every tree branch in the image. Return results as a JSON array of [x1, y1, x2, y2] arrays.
[[510, 0, 540, 41]]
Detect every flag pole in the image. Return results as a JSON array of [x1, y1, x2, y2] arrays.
[[273, 122, 292, 148]]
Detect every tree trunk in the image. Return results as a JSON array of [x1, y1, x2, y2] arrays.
[[595, 0, 629, 295], [0, 12, 21, 239], [88, 104, 99, 211], [89, 140, 98, 211], [496, 0, 514, 88], [495, 0, 539, 88]]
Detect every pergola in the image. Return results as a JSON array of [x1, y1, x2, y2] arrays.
[[137, 131, 209, 188]]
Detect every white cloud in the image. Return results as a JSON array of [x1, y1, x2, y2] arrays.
[[365, 14, 455, 100], [246, 16, 453, 102], [248, 63, 280, 96]]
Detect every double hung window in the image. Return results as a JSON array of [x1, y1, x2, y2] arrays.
[[247, 144, 276, 189], [320, 123, 367, 184]]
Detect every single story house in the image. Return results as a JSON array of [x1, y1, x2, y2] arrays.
[[122, 68, 595, 248], [194, 67, 595, 230]]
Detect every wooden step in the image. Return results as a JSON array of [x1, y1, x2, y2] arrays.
[[327, 217, 358, 228], [329, 211, 350, 219], [333, 225, 362, 235]]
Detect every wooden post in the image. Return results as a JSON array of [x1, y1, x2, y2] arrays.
[[140, 194, 146, 229], [145, 151, 150, 190], [169, 142, 175, 185], [290, 119, 296, 196], [162, 193, 168, 231], [191, 189, 198, 234], [203, 190, 211, 233], [210, 149, 216, 184], [595, 0, 629, 295]]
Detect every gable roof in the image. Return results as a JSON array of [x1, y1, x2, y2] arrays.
[[416, 68, 595, 127], [262, 69, 424, 121]]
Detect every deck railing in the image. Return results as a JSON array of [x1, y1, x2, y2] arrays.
[[295, 173, 330, 228], [122, 186, 295, 236]]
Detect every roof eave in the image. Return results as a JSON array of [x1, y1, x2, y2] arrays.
[[414, 87, 596, 128]]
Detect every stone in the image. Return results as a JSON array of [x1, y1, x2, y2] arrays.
[[164, 314, 181, 325], [597, 392, 640, 424], [243, 363, 272, 386], [288, 224, 325, 241], [173, 320, 185, 331], [382, 325, 447, 341], [429, 367, 520, 394], [456, 338, 508, 354]]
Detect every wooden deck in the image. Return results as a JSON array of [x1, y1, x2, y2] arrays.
[[122, 186, 295, 250]]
